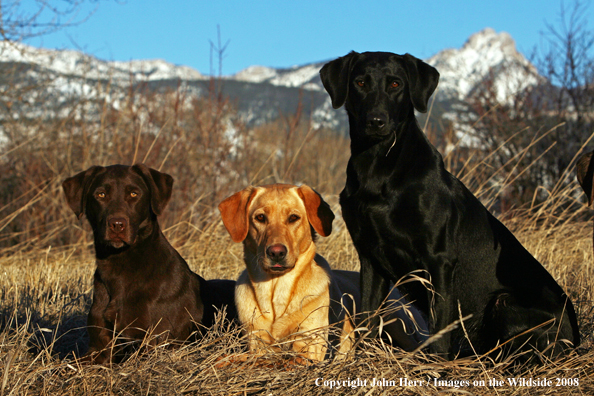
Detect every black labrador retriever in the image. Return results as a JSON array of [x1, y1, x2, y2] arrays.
[[320, 51, 579, 360], [62, 164, 236, 363]]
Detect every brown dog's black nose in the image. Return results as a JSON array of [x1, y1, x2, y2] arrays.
[[108, 217, 127, 233], [266, 244, 287, 261], [367, 113, 387, 130]]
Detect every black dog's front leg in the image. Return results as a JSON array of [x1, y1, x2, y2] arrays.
[[427, 263, 455, 358], [360, 259, 390, 337]]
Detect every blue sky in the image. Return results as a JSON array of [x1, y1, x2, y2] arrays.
[[19, 0, 592, 75]]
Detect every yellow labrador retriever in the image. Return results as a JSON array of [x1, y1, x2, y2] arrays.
[[219, 184, 358, 361]]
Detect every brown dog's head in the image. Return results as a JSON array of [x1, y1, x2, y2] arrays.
[[62, 164, 173, 251], [219, 184, 334, 275]]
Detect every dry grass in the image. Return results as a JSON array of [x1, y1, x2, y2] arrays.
[[0, 82, 593, 395], [1, 208, 593, 395]]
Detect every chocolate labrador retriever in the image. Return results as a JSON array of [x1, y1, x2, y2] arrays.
[[320, 51, 579, 360], [63, 164, 236, 363]]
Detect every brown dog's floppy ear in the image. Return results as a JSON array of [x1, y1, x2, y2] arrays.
[[297, 185, 334, 237], [219, 187, 258, 243], [403, 53, 440, 113], [62, 166, 105, 220], [132, 164, 174, 216], [577, 151, 594, 206], [320, 51, 360, 109]]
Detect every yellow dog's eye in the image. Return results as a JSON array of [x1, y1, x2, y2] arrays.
[[255, 214, 266, 223], [288, 214, 300, 223]]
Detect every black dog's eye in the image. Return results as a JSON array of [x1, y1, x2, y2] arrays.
[[255, 214, 266, 223], [390, 81, 399, 88], [356, 80, 365, 87], [288, 214, 300, 223]]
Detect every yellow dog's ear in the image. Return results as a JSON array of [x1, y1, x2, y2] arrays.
[[297, 185, 335, 237], [219, 187, 258, 242]]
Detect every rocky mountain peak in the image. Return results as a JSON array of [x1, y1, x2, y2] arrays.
[[427, 28, 539, 103], [465, 28, 518, 57]]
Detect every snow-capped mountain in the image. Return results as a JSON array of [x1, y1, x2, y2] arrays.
[[233, 63, 324, 91], [231, 28, 541, 102], [0, 28, 543, 131], [427, 28, 541, 103], [0, 40, 205, 82]]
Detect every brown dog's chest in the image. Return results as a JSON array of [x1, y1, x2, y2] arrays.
[[99, 278, 151, 327]]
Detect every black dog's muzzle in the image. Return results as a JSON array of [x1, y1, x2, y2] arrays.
[[365, 112, 392, 136]]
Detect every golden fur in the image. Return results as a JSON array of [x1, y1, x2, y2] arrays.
[[219, 184, 358, 361]]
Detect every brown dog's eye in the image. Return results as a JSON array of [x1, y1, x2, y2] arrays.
[[356, 80, 364, 87], [255, 214, 266, 223], [288, 214, 300, 223], [96, 192, 106, 198], [390, 81, 399, 88], [130, 192, 138, 198]]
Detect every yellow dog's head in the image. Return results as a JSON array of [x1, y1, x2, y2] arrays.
[[219, 184, 334, 275]]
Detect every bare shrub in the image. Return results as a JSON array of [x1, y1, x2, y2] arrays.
[[461, 0, 593, 214]]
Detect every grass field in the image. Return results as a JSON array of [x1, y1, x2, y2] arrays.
[[0, 91, 593, 395], [0, 203, 592, 395]]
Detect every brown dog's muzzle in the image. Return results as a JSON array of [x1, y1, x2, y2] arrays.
[[107, 216, 131, 247]]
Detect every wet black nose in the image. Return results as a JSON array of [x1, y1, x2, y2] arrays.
[[266, 244, 287, 261], [108, 217, 127, 233], [367, 113, 387, 130]]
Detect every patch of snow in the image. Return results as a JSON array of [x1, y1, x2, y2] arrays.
[[234, 65, 277, 83], [0, 41, 205, 83], [269, 64, 321, 88]]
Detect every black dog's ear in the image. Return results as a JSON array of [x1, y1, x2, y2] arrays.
[[403, 53, 440, 113], [62, 166, 105, 220], [320, 51, 360, 109], [577, 151, 594, 206], [132, 164, 174, 216]]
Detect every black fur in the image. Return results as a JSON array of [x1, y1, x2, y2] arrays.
[[320, 51, 579, 360]]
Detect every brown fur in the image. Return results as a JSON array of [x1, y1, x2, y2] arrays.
[[219, 184, 358, 361], [63, 164, 236, 364]]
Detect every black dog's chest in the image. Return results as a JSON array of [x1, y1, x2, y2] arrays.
[[341, 158, 423, 240], [340, 154, 460, 278], [341, 176, 416, 261]]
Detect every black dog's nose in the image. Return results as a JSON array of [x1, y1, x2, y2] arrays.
[[108, 217, 127, 233], [266, 244, 287, 261], [367, 113, 387, 130]]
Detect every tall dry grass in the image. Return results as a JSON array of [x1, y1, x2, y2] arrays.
[[0, 78, 593, 395]]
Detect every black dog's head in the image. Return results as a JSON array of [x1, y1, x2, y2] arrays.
[[320, 51, 439, 144], [62, 164, 173, 251]]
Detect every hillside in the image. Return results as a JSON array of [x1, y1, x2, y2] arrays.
[[0, 28, 541, 134]]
